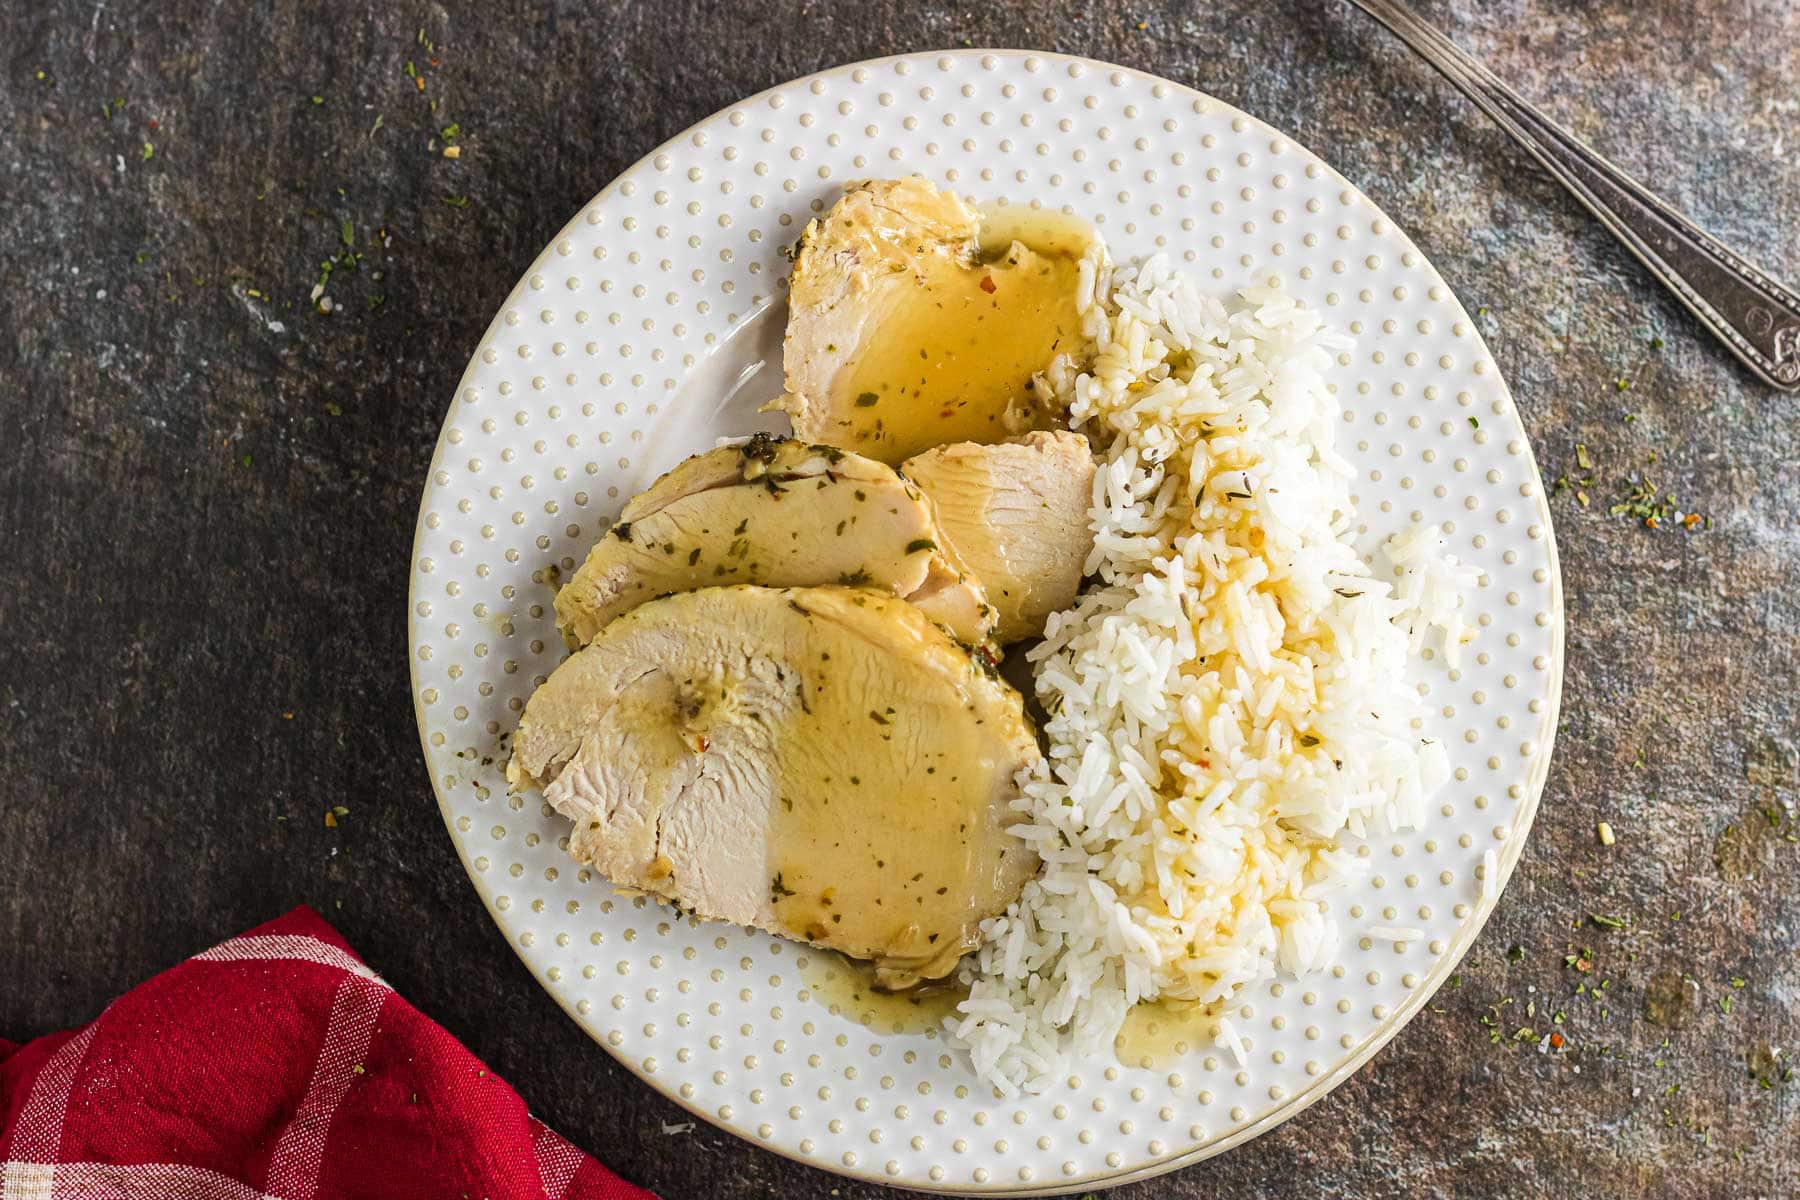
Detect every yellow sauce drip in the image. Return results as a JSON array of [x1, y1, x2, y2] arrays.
[[1113, 998, 1216, 1070], [832, 209, 1089, 462], [795, 948, 967, 1036]]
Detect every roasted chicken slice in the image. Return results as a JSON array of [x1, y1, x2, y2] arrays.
[[903, 430, 1096, 643], [554, 435, 993, 648], [771, 177, 1091, 464], [509, 586, 1042, 986]]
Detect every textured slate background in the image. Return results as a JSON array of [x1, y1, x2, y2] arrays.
[[2, 2, 1796, 1197]]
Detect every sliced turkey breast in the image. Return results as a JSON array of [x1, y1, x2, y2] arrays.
[[554, 435, 993, 648], [509, 585, 1041, 987], [770, 177, 1090, 464], [903, 430, 1096, 643]]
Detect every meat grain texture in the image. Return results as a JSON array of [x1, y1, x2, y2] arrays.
[[903, 429, 1096, 643], [774, 177, 1086, 462], [553, 435, 993, 647], [511, 586, 1041, 986]]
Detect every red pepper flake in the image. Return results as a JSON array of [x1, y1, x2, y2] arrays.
[[147, 119, 159, 130], [1548, 1031, 1564, 1050], [978, 275, 997, 294]]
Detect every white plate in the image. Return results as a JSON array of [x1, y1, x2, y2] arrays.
[[408, 50, 1564, 1194]]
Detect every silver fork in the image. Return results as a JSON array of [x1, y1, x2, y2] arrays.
[[1347, 0, 1800, 390]]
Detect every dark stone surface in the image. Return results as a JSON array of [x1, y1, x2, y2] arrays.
[[2, 2, 1796, 1196]]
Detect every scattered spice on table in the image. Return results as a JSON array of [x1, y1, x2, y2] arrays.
[[1607, 473, 1708, 530]]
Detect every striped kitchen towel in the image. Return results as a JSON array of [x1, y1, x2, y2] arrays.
[[0, 907, 654, 1200]]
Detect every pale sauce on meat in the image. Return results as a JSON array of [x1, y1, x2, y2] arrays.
[[829, 209, 1089, 461]]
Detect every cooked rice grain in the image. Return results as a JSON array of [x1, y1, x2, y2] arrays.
[[950, 251, 1467, 1094]]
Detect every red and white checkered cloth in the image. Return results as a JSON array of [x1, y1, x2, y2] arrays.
[[0, 907, 655, 1200]]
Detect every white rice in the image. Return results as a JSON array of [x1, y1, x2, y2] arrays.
[[1215, 1015, 1248, 1070], [1367, 926, 1425, 943], [948, 246, 1470, 1095]]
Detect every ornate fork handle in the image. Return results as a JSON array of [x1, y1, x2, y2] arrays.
[[1349, 0, 1800, 390]]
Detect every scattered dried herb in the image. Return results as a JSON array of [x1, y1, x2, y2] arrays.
[[1607, 475, 1692, 529]]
